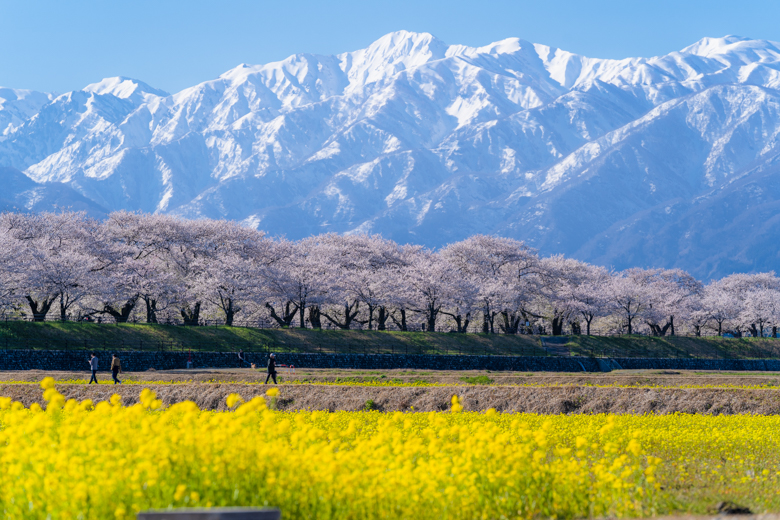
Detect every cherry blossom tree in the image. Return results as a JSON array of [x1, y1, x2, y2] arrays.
[[536, 256, 597, 336], [3, 209, 780, 339], [196, 222, 273, 326], [101, 212, 188, 323], [699, 279, 743, 336], [741, 287, 780, 337], [641, 269, 702, 336], [0, 231, 13, 313], [567, 265, 612, 335], [312, 234, 405, 330], [713, 273, 780, 337], [606, 269, 654, 335], [0, 212, 104, 321], [261, 238, 330, 328], [402, 248, 472, 332], [441, 235, 537, 334]]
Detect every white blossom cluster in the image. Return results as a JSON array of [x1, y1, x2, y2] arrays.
[[0, 211, 777, 337]]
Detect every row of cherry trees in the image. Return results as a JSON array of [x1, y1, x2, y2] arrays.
[[1, 211, 778, 337]]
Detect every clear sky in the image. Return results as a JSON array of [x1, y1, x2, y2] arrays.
[[2, 0, 779, 94]]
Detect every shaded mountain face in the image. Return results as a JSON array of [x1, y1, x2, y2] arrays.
[[0, 167, 108, 216], [1, 32, 780, 278]]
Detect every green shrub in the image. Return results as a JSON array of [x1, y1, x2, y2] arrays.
[[460, 375, 493, 385]]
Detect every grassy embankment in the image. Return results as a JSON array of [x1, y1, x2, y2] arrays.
[[2, 321, 780, 358]]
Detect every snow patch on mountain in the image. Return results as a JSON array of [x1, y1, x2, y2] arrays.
[[2, 31, 780, 278]]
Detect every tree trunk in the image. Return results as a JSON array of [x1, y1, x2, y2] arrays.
[[104, 295, 139, 323], [26, 295, 56, 322], [308, 306, 322, 329], [426, 303, 438, 332], [265, 302, 297, 328], [669, 315, 675, 336], [367, 304, 374, 330], [144, 297, 158, 324], [647, 321, 671, 337], [180, 302, 201, 326], [499, 311, 520, 334], [648, 323, 658, 336], [59, 293, 68, 322], [570, 321, 581, 335], [322, 301, 361, 330], [551, 314, 564, 336], [224, 298, 235, 326], [377, 307, 388, 331], [750, 323, 759, 337], [482, 303, 491, 334], [390, 309, 408, 331], [627, 316, 633, 335], [773, 326, 778, 339], [442, 311, 470, 333], [218, 291, 240, 326]]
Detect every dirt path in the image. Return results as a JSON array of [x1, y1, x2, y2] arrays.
[[6, 368, 780, 387]]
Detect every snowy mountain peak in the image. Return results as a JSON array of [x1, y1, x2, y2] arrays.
[[218, 63, 263, 82], [472, 37, 527, 56], [679, 35, 780, 57], [0, 87, 52, 135], [3, 33, 780, 278], [339, 30, 449, 86], [362, 30, 446, 57], [82, 76, 169, 100]]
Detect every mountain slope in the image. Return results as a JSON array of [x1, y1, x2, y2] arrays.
[[1, 32, 780, 278]]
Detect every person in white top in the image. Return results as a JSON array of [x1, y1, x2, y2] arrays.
[[88, 353, 99, 384]]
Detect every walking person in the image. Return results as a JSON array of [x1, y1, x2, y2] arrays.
[[88, 353, 99, 384], [111, 354, 122, 385], [265, 353, 278, 384], [238, 349, 250, 367]]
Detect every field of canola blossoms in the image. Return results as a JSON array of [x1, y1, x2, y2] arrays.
[[0, 379, 778, 519]]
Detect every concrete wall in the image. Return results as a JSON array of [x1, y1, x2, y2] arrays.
[[613, 357, 780, 371], [4, 350, 780, 372]]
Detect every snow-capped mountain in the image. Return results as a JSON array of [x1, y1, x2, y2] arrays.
[[2, 32, 780, 279]]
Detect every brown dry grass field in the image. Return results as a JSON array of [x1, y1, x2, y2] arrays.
[[4, 368, 780, 414]]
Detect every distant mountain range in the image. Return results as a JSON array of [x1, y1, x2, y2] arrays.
[[2, 31, 780, 279]]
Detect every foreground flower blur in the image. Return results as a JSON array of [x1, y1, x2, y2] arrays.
[[0, 383, 777, 518]]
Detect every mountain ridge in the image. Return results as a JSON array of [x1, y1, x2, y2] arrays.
[[1, 31, 780, 279]]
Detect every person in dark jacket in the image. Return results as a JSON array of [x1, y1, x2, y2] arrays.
[[238, 349, 250, 367], [111, 355, 122, 384], [265, 353, 278, 384]]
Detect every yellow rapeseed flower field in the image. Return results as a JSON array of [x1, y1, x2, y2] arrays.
[[0, 378, 776, 519]]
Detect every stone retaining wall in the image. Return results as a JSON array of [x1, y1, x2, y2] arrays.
[[2, 350, 780, 372]]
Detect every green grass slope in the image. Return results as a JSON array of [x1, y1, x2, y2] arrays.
[[1, 321, 780, 358], [0, 321, 544, 355]]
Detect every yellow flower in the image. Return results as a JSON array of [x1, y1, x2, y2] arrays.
[[173, 484, 187, 501], [266, 388, 280, 397], [5, 382, 780, 519], [226, 393, 244, 408]]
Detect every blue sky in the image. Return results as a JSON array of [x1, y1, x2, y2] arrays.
[[2, 0, 779, 94]]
